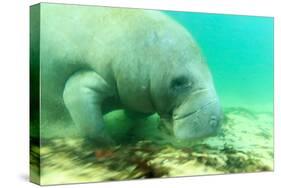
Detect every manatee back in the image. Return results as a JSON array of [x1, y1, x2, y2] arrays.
[[38, 3, 191, 124]]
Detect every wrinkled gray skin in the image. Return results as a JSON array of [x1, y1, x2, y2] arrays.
[[39, 4, 222, 146]]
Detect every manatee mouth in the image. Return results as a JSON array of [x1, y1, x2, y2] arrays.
[[173, 99, 218, 121], [172, 98, 222, 140]]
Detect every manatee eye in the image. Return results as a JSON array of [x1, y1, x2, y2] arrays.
[[170, 76, 192, 91]]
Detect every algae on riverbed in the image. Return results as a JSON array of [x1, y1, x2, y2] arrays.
[[30, 107, 273, 185]]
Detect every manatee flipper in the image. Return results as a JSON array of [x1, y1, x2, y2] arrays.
[[63, 70, 114, 147]]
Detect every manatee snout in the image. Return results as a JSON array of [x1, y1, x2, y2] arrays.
[[172, 89, 222, 140]]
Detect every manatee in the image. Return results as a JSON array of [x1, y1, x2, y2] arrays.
[[35, 4, 222, 146]]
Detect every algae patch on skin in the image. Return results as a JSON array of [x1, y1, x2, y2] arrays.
[[30, 108, 273, 185]]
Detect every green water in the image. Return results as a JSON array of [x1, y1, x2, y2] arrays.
[[30, 5, 274, 185], [165, 11, 274, 112]]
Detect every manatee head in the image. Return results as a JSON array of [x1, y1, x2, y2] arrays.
[[161, 57, 222, 140], [171, 80, 222, 140], [164, 50, 222, 140], [150, 25, 222, 140]]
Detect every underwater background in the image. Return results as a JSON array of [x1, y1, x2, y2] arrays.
[[30, 5, 274, 185], [166, 11, 274, 112]]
